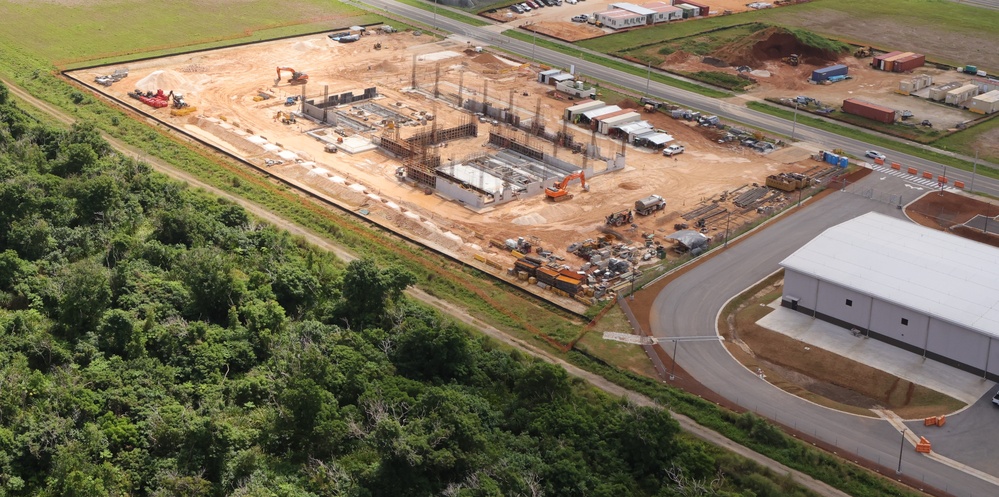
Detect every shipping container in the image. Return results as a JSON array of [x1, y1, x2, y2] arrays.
[[968, 90, 999, 115], [893, 53, 925, 73], [680, 0, 709, 16], [965, 65, 978, 74], [842, 98, 896, 123], [811, 64, 848, 82], [873, 51, 903, 70]]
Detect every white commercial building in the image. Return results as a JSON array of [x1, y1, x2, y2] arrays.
[[780, 212, 999, 380], [595, 1, 681, 29]]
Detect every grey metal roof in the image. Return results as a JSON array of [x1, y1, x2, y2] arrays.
[[780, 212, 999, 336]]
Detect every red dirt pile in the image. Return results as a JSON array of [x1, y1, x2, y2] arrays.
[[711, 26, 841, 68]]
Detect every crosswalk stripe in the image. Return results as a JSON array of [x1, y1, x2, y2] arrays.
[[870, 165, 956, 191]]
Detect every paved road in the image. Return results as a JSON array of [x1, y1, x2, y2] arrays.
[[353, 2, 999, 493], [649, 173, 999, 496], [360, 0, 999, 200]]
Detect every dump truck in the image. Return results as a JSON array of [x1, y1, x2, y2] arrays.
[[635, 195, 666, 216]]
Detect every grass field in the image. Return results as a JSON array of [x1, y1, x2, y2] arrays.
[[579, 0, 999, 64], [0, 0, 374, 65]]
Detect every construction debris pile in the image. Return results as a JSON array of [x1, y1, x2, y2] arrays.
[[94, 68, 128, 87]]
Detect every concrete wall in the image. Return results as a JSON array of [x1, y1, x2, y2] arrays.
[[435, 177, 490, 208]]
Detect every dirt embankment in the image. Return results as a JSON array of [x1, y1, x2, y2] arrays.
[[711, 26, 842, 67]]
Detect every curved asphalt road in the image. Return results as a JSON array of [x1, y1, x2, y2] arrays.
[[357, 2, 999, 493]]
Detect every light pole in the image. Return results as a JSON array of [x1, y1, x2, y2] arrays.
[[897, 428, 907, 474], [432, 0, 438, 28], [531, 28, 537, 61], [645, 61, 652, 96], [630, 272, 636, 300], [669, 339, 678, 380], [723, 209, 731, 248], [790, 101, 799, 141]]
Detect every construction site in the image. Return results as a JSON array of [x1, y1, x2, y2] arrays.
[[71, 29, 830, 311]]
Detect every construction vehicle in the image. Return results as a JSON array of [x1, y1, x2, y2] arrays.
[[545, 171, 587, 202], [634, 195, 665, 216], [854, 46, 873, 58], [781, 54, 800, 67], [284, 95, 301, 106], [275, 111, 296, 125], [274, 67, 309, 86], [166, 91, 198, 116], [605, 209, 634, 227]]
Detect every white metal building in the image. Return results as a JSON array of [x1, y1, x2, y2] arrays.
[[564, 100, 605, 121], [780, 212, 999, 380], [968, 89, 999, 115], [945, 84, 979, 106]]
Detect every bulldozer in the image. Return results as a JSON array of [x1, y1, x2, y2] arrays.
[[854, 46, 873, 58], [544, 171, 588, 202], [781, 54, 800, 67], [274, 67, 309, 86]]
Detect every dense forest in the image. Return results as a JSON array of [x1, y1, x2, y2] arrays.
[[0, 83, 812, 496]]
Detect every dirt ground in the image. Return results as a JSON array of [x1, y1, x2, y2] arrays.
[[74, 31, 820, 308], [639, 27, 977, 130], [905, 190, 999, 247]]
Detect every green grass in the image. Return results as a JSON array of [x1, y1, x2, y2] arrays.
[[392, 0, 491, 26], [746, 101, 999, 179], [685, 71, 754, 91], [0, 0, 375, 65], [933, 114, 999, 165], [500, 30, 731, 98], [578, 0, 999, 56]]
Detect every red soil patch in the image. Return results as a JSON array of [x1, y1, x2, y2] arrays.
[[711, 26, 842, 67]]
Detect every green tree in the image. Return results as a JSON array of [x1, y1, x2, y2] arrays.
[[340, 258, 415, 327]]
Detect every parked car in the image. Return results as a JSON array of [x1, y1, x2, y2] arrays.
[[571, 14, 587, 22], [662, 144, 685, 157], [865, 150, 887, 161], [520, 2, 531, 10]]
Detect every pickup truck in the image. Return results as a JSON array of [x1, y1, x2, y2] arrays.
[[662, 144, 685, 157]]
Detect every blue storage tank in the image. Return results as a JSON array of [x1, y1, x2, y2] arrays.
[[838, 156, 849, 168], [811, 64, 849, 82]]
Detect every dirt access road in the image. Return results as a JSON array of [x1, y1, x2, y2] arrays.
[[5, 77, 852, 497]]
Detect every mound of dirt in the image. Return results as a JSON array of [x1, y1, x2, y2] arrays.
[[135, 70, 191, 93], [662, 50, 692, 66], [711, 26, 841, 68]]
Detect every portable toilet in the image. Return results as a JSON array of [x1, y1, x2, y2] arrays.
[[838, 156, 849, 168]]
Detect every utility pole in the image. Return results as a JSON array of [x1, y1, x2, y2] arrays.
[[897, 429, 907, 474], [790, 101, 799, 141], [971, 150, 979, 192]]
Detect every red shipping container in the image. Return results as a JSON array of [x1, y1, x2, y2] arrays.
[[842, 98, 896, 123], [893, 54, 925, 73], [873, 51, 903, 69]]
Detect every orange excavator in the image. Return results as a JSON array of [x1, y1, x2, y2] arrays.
[[545, 171, 588, 202], [274, 67, 309, 86]]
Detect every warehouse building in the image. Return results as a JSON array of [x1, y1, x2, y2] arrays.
[[564, 100, 605, 121], [780, 213, 999, 381]]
